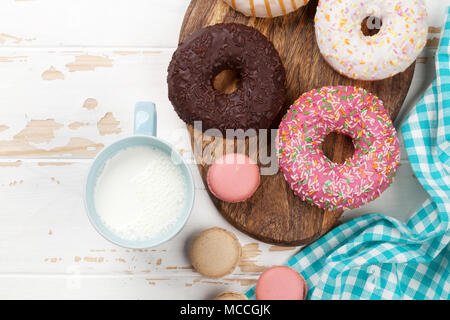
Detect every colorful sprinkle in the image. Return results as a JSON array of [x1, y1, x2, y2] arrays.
[[277, 86, 401, 211]]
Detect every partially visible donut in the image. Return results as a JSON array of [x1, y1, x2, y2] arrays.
[[223, 0, 309, 18], [278, 86, 400, 211], [315, 0, 428, 80], [168, 23, 286, 134]]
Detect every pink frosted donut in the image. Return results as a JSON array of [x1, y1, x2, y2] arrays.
[[277, 86, 400, 211]]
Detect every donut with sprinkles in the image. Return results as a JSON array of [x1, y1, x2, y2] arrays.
[[315, 0, 428, 80], [277, 86, 400, 211], [223, 0, 309, 18]]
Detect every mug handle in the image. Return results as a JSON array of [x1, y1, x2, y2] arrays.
[[134, 102, 157, 136]]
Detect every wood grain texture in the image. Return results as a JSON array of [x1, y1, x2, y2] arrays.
[[179, 0, 415, 246]]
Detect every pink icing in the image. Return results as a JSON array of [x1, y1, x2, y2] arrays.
[[207, 153, 260, 203], [278, 86, 400, 211], [256, 266, 306, 300]]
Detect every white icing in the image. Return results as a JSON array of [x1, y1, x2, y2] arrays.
[[315, 0, 428, 80]]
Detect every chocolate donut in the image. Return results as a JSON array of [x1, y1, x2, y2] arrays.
[[167, 23, 286, 134]]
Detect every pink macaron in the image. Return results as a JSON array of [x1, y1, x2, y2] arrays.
[[256, 266, 307, 300], [207, 153, 260, 203]]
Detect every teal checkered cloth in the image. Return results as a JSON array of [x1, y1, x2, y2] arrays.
[[247, 8, 450, 300]]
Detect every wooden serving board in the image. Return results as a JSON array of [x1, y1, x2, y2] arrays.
[[179, 0, 415, 246]]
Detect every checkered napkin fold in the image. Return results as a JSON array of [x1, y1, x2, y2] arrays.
[[247, 8, 450, 300]]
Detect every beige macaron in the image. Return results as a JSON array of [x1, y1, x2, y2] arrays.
[[215, 292, 249, 300], [189, 227, 241, 278]]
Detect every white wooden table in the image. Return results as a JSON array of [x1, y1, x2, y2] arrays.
[[0, 0, 447, 300]]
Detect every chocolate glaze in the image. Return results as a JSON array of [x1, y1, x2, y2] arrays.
[[167, 23, 286, 134]]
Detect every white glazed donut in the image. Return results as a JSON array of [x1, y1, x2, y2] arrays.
[[223, 0, 309, 18], [315, 0, 428, 80]]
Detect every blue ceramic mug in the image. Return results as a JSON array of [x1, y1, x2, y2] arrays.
[[85, 102, 195, 249]]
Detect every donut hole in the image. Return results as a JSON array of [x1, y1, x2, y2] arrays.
[[213, 69, 241, 94], [361, 16, 383, 37], [322, 132, 355, 164]]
